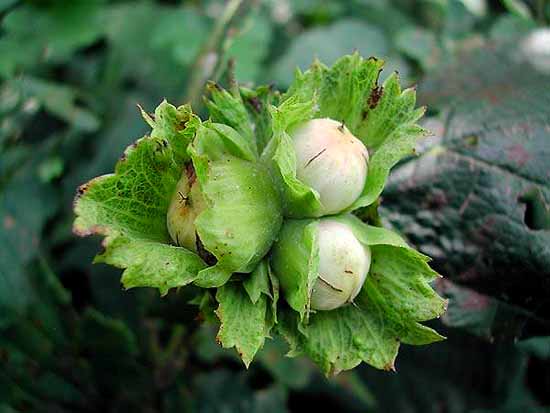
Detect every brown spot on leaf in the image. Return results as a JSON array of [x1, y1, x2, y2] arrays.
[[77, 183, 89, 196], [367, 86, 384, 109], [73, 223, 108, 238]]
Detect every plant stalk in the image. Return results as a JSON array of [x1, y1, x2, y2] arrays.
[[184, 0, 247, 108]]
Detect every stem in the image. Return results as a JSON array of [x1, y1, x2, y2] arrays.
[[183, 0, 247, 108]]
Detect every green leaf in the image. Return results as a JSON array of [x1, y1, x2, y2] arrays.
[[142, 100, 200, 165], [190, 369, 288, 412], [78, 308, 138, 356], [103, 2, 205, 96], [224, 11, 273, 83], [204, 83, 255, 148], [330, 213, 410, 249], [74, 102, 206, 294], [215, 282, 269, 367], [0, 157, 58, 326], [243, 259, 272, 304], [256, 338, 314, 390], [395, 27, 439, 70], [517, 336, 550, 359], [501, 0, 533, 20], [365, 245, 447, 327], [10, 77, 100, 132], [489, 15, 536, 42], [0, 0, 17, 12], [270, 219, 319, 320], [77, 308, 145, 392], [351, 121, 429, 211], [190, 122, 283, 287], [95, 235, 205, 296], [277, 294, 399, 375], [0, 0, 105, 76], [0, 35, 41, 79], [74, 137, 177, 241], [150, 7, 209, 67], [240, 84, 279, 155], [436, 278, 550, 343]]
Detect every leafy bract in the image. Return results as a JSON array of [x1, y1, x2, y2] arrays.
[[243, 259, 272, 304], [272, 214, 446, 374], [240, 84, 279, 154], [215, 260, 278, 366], [204, 83, 255, 146], [264, 53, 429, 217], [94, 235, 205, 296], [262, 96, 323, 217], [190, 121, 283, 287], [215, 281, 268, 368], [73, 102, 206, 294], [270, 219, 319, 320], [75, 97, 283, 293], [206, 82, 281, 156]]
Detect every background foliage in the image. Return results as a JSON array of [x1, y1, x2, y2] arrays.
[[1, 0, 549, 411]]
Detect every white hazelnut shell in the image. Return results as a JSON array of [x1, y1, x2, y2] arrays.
[[310, 219, 371, 311], [292, 118, 369, 216]]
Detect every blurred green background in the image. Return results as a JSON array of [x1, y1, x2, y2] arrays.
[[1, 0, 550, 411]]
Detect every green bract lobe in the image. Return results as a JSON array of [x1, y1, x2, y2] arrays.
[[292, 118, 369, 216]]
